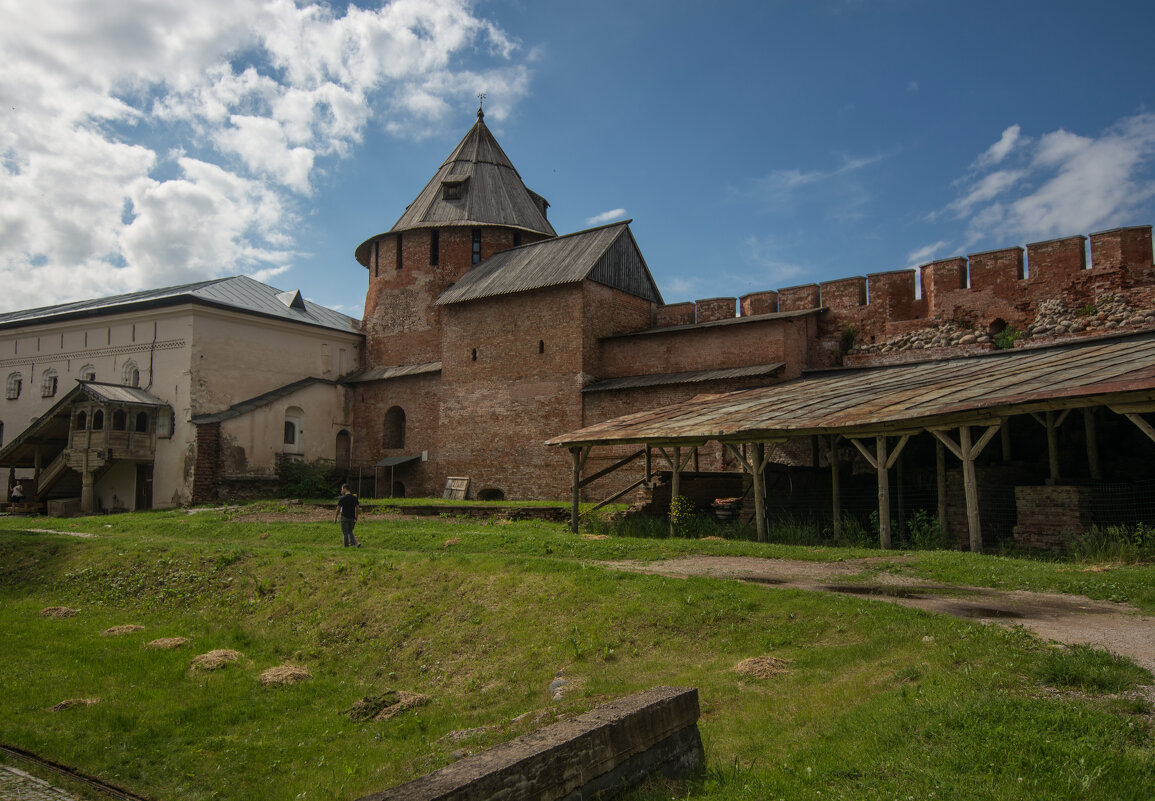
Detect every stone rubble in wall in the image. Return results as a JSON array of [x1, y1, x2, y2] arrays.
[[1025, 294, 1155, 339], [853, 293, 1155, 355], [853, 321, 990, 355]]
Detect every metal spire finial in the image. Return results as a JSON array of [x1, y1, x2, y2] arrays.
[[477, 92, 486, 119]]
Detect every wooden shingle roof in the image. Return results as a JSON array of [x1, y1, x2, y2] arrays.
[[355, 111, 555, 266]]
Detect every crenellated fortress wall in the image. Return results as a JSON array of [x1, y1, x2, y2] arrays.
[[652, 225, 1155, 367]]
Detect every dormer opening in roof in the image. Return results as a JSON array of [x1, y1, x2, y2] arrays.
[[276, 289, 307, 311], [441, 175, 469, 201]]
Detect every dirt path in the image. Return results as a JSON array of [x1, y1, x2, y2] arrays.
[[600, 555, 1155, 676]]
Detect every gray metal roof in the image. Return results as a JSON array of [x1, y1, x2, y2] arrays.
[[604, 308, 822, 339], [435, 222, 662, 306], [355, 112, 555, 265], [583, 363, 786, 393], [0, 275, 361, 335], [548, 329, 1155, 446], [345, 362, 442, 384]]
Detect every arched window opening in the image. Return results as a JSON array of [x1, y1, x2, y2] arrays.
[[284, 406, 304, 454], [122, 361, 140, 387], [112, 409, 127, 431], [471, 228, 482, 264], [80, 365, 96, 381], [6, 373, 22, 400], [41, 369, 58, 397], [382, 406, 405, 449], [335, 430, 351, 471], [471, 348, 477, 362], [135, 412, 149, 433], [538, 340, 545, 354], [76, 411, 87, 430], [391, 480, 407, 498], [478, 488, 505, 502], [92, 410, 104, 431]]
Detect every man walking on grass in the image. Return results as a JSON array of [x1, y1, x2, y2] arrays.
[[335, 484, 361, 547]]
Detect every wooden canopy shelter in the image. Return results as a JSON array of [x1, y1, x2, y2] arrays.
[[547, 329, 1155, 550]]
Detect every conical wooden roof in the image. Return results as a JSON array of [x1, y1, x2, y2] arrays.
[[355, 110, 555, 265]]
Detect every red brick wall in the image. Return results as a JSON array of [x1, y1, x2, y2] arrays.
[[595, 316, 806, 378], [437, 284, 587, 499], [695, 297, 736, 323], [349, 372, 443, 497], [655, 302, 695, 327], [361, 226, 550, 366], [778, 284, 820, 311], [740, 291, 778, 316]]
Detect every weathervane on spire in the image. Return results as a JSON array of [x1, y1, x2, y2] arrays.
[[477, 92, 486, 119]]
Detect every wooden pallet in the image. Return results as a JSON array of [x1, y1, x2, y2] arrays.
[[442, 477, 470, 500]]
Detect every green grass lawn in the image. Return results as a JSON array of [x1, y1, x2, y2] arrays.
[[1, 504, 1152, 800]]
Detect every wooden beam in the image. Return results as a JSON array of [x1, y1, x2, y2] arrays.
[[751, 442, 767, 543], [577, 448, 645, 489], [1083, 407, 1100, 481], [828, 435, 841, 540], [848, 437, 878, 469], [1122, 412, 1155, 445], [960, 426, 982, 553], [876, 436, 891, 549], [569, 446, 590, 534], [884, 433, 911, 470], [935, 437, 947, 541]]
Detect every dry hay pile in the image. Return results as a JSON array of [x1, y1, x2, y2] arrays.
[[581, 534, 609, 541], [40, 606, 77, 618], [259, 665, 311, 686], [190, 649, 243, 671], [442, 537, 462, 548], [50, 698, 99, 712], [733, 655, 791, 678], [102, 624, 145, 636], [347, 690, 430, 721], [146, 637, 190, 650]]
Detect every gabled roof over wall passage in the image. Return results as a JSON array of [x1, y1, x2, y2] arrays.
[[548, 329, 1155, 447], [435, 222, 662, 306]]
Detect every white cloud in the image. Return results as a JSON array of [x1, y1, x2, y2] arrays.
[[906, 240, 952, 267], [0, 0, 531, 312], [586, 208, 627, 226], [973, 124, 1022, 168], [949, 115, 1155, 246]]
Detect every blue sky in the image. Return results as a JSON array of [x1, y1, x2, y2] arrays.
[[2, 0, 1153, 316]]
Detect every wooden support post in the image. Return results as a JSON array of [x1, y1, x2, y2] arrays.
[[1046, 410, 1060, 481], [931, 423, 1000, 554], [876, 436, 891, 549], [959, 426, 982, 553], [828, 435, 841, 540], [569, 446, 590, 534], [936, 438, 947, 541], [644, 447, 652, 482], [692, 447, 699, 473], [895, 450, 906, 539], [669, 446, 682, 538], [751, 442, 766, 543], [1083, 407, 1100, 481], [33, 446, 42, 498], [848, 434, 906, 551]]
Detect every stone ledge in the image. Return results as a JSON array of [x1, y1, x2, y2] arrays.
[[357, 686, 703, 801]]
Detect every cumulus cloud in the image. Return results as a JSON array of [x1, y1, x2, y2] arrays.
[[0, 0, 530, 312], [949, 115, 1155, 246], [586, 208, 627, 226], [905, 240, 952, 268]]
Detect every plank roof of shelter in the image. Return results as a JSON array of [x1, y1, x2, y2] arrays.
[[355, 110, 555, 265], [583, 362, 786, 393], [0, 275, 361, 335], [435, 221, 662, 306], [344, 362, 442, 384], [546, 329, 1155, 447], [191, 377, 338, 425]]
